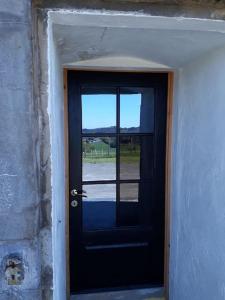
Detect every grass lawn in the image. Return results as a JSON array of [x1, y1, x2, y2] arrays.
[[83, 139, 140, 163]]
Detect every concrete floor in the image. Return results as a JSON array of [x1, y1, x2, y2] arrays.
[[71, 287, 164, 300], [83, 161, 139, 182]]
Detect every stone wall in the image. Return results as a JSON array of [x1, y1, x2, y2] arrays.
[[34, 0, 225, 20], [1, 0, 225, 299], [0, 0, 43, 299]]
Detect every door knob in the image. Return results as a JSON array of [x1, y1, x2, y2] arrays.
[[71, 189, 87, 197]]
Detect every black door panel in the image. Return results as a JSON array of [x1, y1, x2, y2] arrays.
[[68, 71, 167, 293]]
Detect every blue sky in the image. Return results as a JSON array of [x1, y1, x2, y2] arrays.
[[82, 94, 141, 129]]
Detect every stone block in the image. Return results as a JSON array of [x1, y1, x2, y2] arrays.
[[0, 0, 30, 21], [0, 289, 41, 300], [0, 20, 39, 215], [0, 239, 40, 291], [0, 207, 39, 240]]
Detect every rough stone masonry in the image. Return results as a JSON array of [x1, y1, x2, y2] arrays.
[[1, 0, 225, 299]]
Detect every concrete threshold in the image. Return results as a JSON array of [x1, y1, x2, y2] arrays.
[[71, 287, 164, 300]]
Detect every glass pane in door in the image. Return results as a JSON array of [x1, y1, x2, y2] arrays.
[[118, 183, 140, 226], [120, 136, 140, 180], [120, 135, 154, 180], [118, 181, 154, 227], [82, 89, 116, 133], [120, 88, 154, 133], [82, 137, 116, 181], [82, 184, 116, 231]]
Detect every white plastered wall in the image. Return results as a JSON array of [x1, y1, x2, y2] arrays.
[[47, 10, 225, 300], [170, 46, 225, 300], [48, 18, 67, 300]]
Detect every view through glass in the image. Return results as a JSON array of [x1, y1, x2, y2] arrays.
[[81, 88, 154, 231]]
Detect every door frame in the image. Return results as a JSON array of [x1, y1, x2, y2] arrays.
[[63, 69, 174, 299]]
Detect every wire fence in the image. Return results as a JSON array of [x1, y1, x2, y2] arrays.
[[83, 149, 116, 159]]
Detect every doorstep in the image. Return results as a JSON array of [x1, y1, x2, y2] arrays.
[[71, 287, 164, 300]]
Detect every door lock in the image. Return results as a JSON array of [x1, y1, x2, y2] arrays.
[[71, 189, 87, 197], [71, 200, 78, 207]]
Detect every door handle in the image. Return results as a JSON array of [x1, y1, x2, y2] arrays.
[[71, 189, 87, 197]]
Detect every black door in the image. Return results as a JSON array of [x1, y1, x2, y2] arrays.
[[68, 71, 168, 293]]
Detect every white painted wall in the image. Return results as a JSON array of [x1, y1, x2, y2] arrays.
[[170, 46, 225, 300], [47, 11, 225, 299], [48, 21, 67, 300]]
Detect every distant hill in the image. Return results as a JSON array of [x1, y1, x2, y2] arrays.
[[83, 126, 140, 133]]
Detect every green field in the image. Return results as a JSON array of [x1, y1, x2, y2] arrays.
[[83, 139, 139, 163]]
